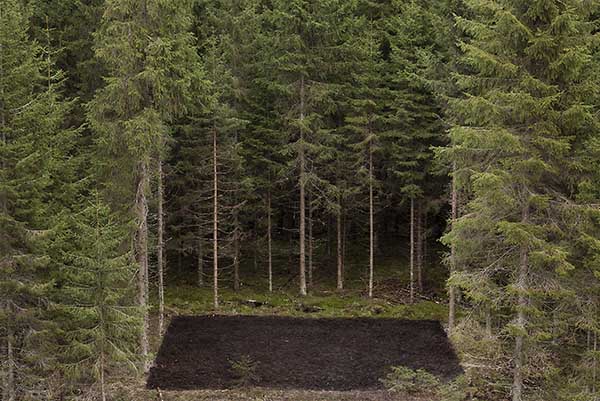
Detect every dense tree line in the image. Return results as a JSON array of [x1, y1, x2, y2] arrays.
[[0, 0, 598, 400]]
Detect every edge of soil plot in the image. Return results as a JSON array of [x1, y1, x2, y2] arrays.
[[147, 315, 463, 391]]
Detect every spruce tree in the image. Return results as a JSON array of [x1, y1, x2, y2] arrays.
[[51, 193, 139, 401], [0, 0, 77, 397], [445, 1, 598, 399], [88, 0, 204, 370]]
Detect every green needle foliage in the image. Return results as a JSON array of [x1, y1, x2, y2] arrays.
[[51, 193, 139, 400], [443, 0, 600, 399]]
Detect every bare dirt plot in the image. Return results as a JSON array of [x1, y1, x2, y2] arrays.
[[147, 315, 462, 391]]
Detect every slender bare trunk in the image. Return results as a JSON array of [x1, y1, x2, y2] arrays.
[[100, 352, 106, 401], [368, 142, 374, 298], [327, 216, 332, 257], [512, 204, 529, 401], [136, 162, 149, 370], [485, 304, 492, 338], [410, 197, 415, 304], [448, 162, 458, 334], [593, 331, 597, 395], [212, 128, 219, 309], [157, 159, 165, 335], [7, 323, 15, 401], [197, 227, 203, 287], [337, 197, 343, 291], [267, 190, 273, 293], [308, 193, 313, 289], [423, 211, 427, 268], [416, 202, 423, 293], [298, 76, 307, 296], [233, 210, 240, 291]]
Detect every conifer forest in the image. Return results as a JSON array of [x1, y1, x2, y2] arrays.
[[2, 0, 600, 400]]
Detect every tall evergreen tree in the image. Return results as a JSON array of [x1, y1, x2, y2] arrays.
[[88, 0, 204, 370], [444, 1, 599, 399], [0, 0, 77, 398], [50, 193, 139, 401]]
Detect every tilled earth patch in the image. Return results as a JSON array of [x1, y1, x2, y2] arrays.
[[147, 315, 462, 391]]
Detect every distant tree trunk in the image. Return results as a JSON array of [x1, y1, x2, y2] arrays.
[[337, 196, 343, 291], [197, 227, 203, 287], [342, 209, 346, 282], [416, 202, 423, 293], [593, 331, 597, 394], [135, 162, 150, 370], [177, 240, 183, 273], [485, 304, 492, 338], [368, 141, 374, 298], [327, 216, 332, 258], [298, 75, 307, 296], [233, 209, 240, 291], [157, 158, 165, 335], [448, 162, 458, 334], [423, 211, 428, 276], [409, 198, 415, 304], [253, 221, 259, 272], [212, 127, 219, 309], [267, 189, 273, 293], [100, 351, 107, 401], [512, 203, 529, 401], [6, 322, 15, 401], [308, 192, 313, 289]]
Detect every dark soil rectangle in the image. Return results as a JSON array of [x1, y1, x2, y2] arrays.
[[147, 315, 462, 391]]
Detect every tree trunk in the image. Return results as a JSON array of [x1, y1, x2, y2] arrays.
[[212, 127, 219, 309], [100, 351, 107, 401], [448, 162, 458, 334], [423, 212, 428, 268], [593, 330, 597, 395], [337, 196, 343, 291], [512, 204, 529, 401], [233, 210, 240, 291], [135, 162, 149, 370], [368, 142, 374, 298], [197, 227, 203, 287], [267, 189, 273, 293], [6, 323, 15, 401], [485, 304, 492, 338], [410, 197, 415, 304], [298, 75, 307, 296], [308, 192, 313, 289], [416, 202, 423, 293], [157, 158, 165, 335]]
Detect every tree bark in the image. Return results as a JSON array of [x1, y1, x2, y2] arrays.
[[212, 127, 219, 309], [267, 189, 273, 293], [100, 350, 106, 401], [337, 196, 343, 291], [368, 141, 374, 298], [157, 158, 165, 335], [6, 322, 15, 401], [485, 304, 492, 338], [593, 330, 597, 395], [233, 209, 240, 291], [135, 162, 150, 370], [298, 75, 307, 296], [308, 192, 313, 290], [448, 162, 458, 334], [416, 202, 423, 293], [197, 227, 203, 287], [410, 197, 415, 304], [512, 203, 529, 401]]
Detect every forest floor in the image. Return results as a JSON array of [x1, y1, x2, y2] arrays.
[[132, 244, 458, 400]]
